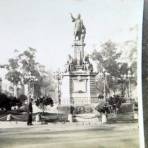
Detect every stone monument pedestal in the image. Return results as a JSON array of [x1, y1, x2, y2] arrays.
[[61, 70, 98, 106], [61, 40, 98, 106]]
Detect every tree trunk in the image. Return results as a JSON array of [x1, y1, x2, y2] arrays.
[[13, 84, 18, 97], [24, 84, 29, 96]]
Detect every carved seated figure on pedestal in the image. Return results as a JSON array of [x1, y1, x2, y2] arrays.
[[65, 54, 75, 72], [65, 62, 70, 72], [88, 63, 93, 72], [83, 55, 89, 70], [83, 55, 93, 72]]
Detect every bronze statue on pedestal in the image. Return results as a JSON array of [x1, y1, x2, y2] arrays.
[[70, 13, 86, 42]]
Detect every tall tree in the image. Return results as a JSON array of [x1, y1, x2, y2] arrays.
[[92, 41, 125, 96], [17, 48, 41, 97], [5, 58, 22, 97], [3, 47, 55, 100]]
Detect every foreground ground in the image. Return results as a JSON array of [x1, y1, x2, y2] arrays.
[[0, 121, 139, 148]]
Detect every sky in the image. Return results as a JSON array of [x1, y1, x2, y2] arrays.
[[0, 0, 143, 72]]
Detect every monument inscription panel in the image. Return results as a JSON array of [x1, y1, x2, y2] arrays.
[[72, 79, 87, 93]]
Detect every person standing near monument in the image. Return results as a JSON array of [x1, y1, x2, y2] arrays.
[[27, 96, 33, 126]]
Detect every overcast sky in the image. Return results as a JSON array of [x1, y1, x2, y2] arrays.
[[0, 0, 143, 72]]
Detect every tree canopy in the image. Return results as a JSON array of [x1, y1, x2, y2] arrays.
[[2, 47, 56, 99], [91, 40, 137, 97]]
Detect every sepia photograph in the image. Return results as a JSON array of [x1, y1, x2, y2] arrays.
[[0, 0, 144, 148]]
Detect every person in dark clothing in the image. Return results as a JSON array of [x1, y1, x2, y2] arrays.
[[27, 97, 33, 126]]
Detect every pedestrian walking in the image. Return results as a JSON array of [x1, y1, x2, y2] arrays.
[[27, 97, 33, 126]]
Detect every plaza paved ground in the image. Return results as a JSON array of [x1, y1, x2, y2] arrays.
[[0, 121, 139, 148]]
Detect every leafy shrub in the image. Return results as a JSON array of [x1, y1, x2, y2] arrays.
[[17, 94, 27, 104], [107, 95, 126, 110], [118, 103, 134, 113], [35, 96, 53, 112], [95, 101, 111, 114], [0, 93, 22, 111]]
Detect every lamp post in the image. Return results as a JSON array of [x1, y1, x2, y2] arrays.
[[103, 73, 106, 101], [30, 76, 38, 99], [121, 68, 133, 101], [102, 68, 109, 102], [54, 70, 63, 105], [24, 72, 38, 102], [127, 69, 134, 101], [121, 74, 127, 97]]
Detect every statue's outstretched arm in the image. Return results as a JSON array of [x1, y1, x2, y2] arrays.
[[70, 13, 75, 22], [82, 22, 86, 33], [83, 25, 86, 32]]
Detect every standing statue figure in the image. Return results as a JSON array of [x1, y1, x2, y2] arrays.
[[70, 13, 86, 42]]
